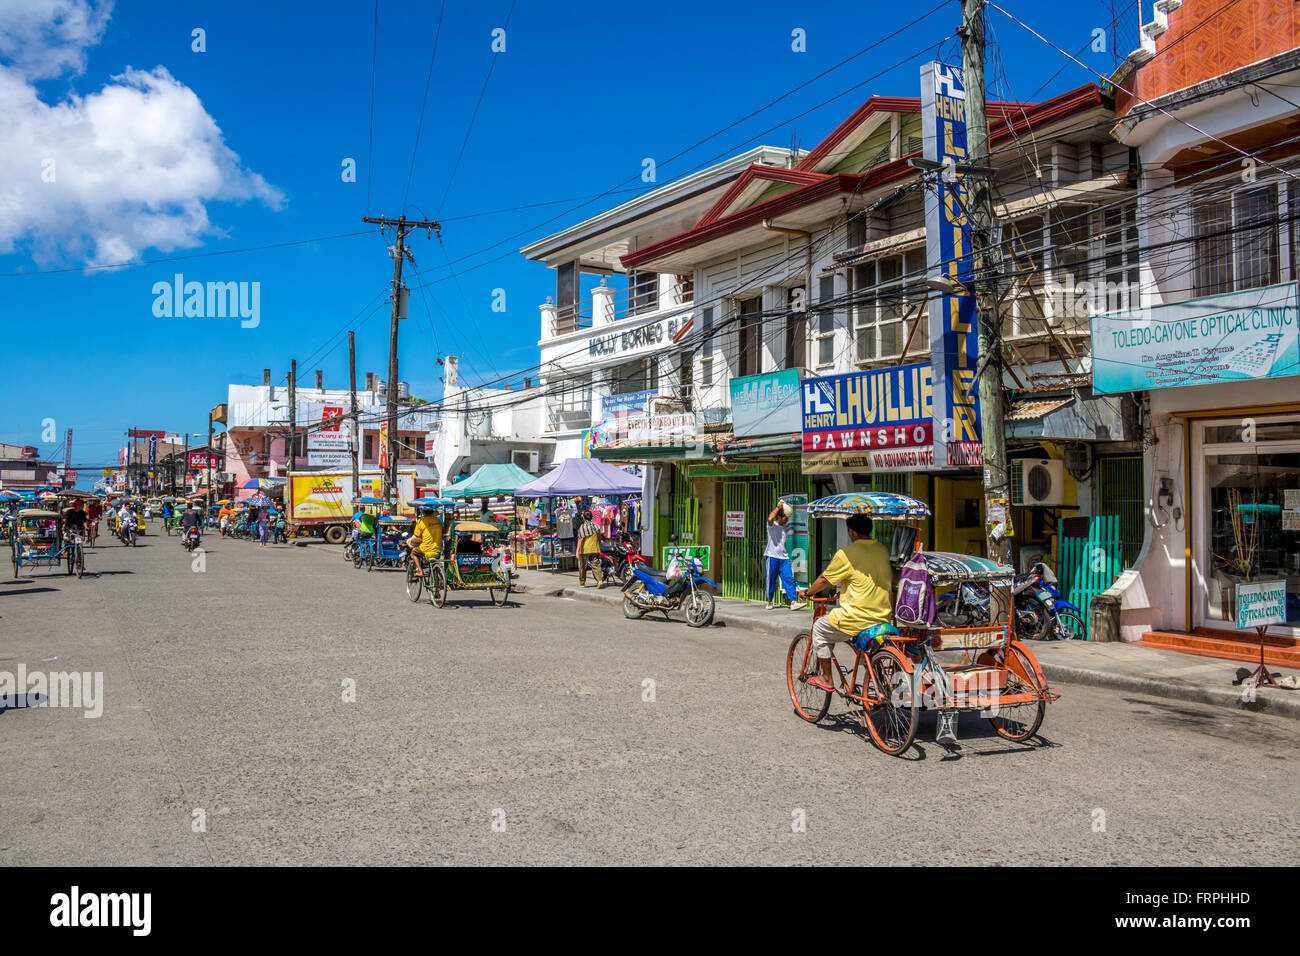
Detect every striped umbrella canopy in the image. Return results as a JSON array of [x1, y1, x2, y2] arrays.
[[805, 492, 931, 520], [244, 495, 275, 507], [241, 478, 285, 490], [0, 490, 21, 500]]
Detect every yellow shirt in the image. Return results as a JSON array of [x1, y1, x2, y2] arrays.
[[579, 532, 600, 555], [824, 538, 893, 635], [410, 515, 443, 558]]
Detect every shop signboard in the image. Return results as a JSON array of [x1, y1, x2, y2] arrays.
[[802, 363, 958, 473], [1092, 282, 1300, 394], [307, 449, 350, 468], [725, 511, 745, 538], [600, 390, 657, 419], [730, 369, 801, 438], [187, 452, 219, 469], [308, 406, 350, 451], [921, 60, 982, 468], [662, 545, 709, 572], [685, 463, 759, 479], [1235, 580, 1287, 629]]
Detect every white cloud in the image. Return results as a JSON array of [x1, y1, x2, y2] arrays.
[[0, 0, 284, 268]]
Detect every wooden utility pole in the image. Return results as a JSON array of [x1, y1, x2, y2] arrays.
[[288, 358, 297, 478], [348, 330, 359, 498], [362, 214, 440, 502], [962, 0, 1010, 564]]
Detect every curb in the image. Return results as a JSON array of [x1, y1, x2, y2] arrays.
[[537, 582, 1300, 721]]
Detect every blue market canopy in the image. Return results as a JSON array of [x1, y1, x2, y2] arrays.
[[806, 492, 931, 520], [353, 496, 384, 504], [414, 498, 457, 510]]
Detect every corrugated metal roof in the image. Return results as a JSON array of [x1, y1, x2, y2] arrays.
[[1006, 398, 1073, 422]]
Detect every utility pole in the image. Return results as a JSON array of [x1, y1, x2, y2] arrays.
[[362, 214, 440, 502], [288, 359, 297, 478], [348, 330, 359, 498], [961, 0, 1010, 564], [206, 412, 214, 511]]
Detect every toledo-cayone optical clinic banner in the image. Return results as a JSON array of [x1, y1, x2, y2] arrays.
[[1091, 281, 1300, 394]]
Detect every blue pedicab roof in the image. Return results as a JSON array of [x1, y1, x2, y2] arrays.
[[909, 551, 1015, 580], [805, 492, 932, 520]]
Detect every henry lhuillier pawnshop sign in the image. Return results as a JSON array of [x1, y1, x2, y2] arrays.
[[803, 363, 955, 474], [921, 60, 983, 469], [1091, 281, 1300, 394], [587, 316, 688, 357]]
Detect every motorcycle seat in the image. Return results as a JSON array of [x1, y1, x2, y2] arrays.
[[638, 567, 670, 583]]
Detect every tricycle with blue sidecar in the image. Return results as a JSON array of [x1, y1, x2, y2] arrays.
[[621, 534, 715, 627]]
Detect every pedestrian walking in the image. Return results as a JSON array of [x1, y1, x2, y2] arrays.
[[765, 499, 806, 610], [576, 509, 605, 588], [258, 513, 269, 547]]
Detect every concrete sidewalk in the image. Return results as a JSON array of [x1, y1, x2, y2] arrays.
[[513, 567, 1300, 722]]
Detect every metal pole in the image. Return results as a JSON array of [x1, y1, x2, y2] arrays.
[[385, 220, 405, 504], [962, 0, 1010, 565], [288, 359, 297, 479]]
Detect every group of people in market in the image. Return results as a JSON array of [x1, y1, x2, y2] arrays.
[[212, 501, 281, 545]]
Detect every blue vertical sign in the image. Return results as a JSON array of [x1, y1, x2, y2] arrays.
[[148, 435, 157, 465], [920, 61, 983, 469]]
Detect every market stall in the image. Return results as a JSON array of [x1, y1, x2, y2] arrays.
[[442, 462, 535, 529], [511, 458, 643, 571]]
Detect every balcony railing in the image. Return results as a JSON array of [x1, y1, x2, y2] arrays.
[[548, 406, 592, 432]]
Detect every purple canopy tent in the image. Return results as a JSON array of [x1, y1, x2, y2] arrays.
[[513, 458, 642, 574], [512, 458, 641, 497]]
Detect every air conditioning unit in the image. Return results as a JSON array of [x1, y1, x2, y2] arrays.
[[218, 472, 234, 483], [512, 450, 539, 473], [1010, 458, 1064, 507]]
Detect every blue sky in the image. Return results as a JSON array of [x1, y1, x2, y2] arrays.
[[0, 0, 1132, 473]]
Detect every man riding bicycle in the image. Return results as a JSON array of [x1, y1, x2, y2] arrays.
[[798, 512, 895, 693], [405, 502, 444, 577]]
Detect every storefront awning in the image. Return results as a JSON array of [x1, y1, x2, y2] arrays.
[[1006, 392, 1138, 442]]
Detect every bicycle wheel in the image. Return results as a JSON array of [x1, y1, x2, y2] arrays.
[[405, 561, 423, 603], [429, 563, 448, 608], [66, 548, 74, 574], [75, 547, 84, 578], [365, 551, 375, 572], [1055, 609, 1086, 641], [986, 643, 1046, 742], [862, 647, 919, 755], [786, 633, 831, 722], [352, 547, 364, 570], [489, 579, 510, 606]]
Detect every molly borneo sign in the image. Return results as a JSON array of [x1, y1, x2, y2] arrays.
[[587, 317, 688, 357]]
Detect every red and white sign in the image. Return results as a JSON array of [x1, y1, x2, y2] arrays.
[[801, 422, 933, 454], [378, 422, 389, 469], [188, 452, 220, 469], [309, 407, 350, 451]]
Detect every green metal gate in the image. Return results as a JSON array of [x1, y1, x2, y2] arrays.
[[653, 464, 698, 566], [719, 460, 812, 603], [1057, 515, 1122, 639], [1097, 456, 1144, 567]]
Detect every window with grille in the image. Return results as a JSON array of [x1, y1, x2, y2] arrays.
[[548, 374, 592, 431], [852, 250, 927, 364], [1005, 216, 1044, 338], [676, 274, 694, 303], [1194, 184, 1281, 297], [363, 434, 374, 461], [816, 274, 837, 367]]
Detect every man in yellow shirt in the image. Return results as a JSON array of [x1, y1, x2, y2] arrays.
[[576, 509, 605, 587], [798, 513, 894, 691], [405, 502, 444, 577]]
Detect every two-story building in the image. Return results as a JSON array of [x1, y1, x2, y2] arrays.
[[1099, 0, 1300, 661]]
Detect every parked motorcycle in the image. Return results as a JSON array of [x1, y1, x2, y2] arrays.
[[1027, 563, 1087, 640], [272, 515, 288, 544], [600, 532, 646, 586], [935, 572, 1047, 640], [622, 541, 716, 627]]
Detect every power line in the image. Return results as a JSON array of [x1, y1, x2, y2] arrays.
[[402, 0, 448, 210], [434, 0, 518, 218]]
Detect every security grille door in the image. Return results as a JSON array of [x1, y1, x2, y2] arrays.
[[745, 481, 775, 602], [721, 482, 748, 600], [1097, 456, 1143, 567]]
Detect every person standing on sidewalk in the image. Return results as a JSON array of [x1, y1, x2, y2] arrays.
[[765, 499, 806, 611], [576, 509, 605, 588]]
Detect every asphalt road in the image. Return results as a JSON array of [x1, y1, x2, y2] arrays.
[[1, 521, 1295, 865]]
